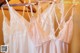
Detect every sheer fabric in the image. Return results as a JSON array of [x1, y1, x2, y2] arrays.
[[2, 0, 73, 53]]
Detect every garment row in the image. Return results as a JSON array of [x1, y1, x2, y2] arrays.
[[2, 1, 73, 53]]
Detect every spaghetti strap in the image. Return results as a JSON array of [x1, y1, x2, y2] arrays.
[[1, 6, 10, 49], [29, 0, 34, 17], [37, 1, 42, 21], [22, 3, 25, 16], [5, 0, 11, 10], [54, 4, 74, 34], [1, 7, 6, 18], [57, 4, 74, 43]]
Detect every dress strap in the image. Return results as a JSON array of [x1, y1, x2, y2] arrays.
[[5, 0, 10, 8], [22, 1, 26, 16], [37, 1, 42, 20], [53, 0, 65, 33], [29, 0, 34, 17], [68, 4, 74, 22], [48, 2, 57, 39], [1, 7, 6, 18], [54, 4, 74, 34]]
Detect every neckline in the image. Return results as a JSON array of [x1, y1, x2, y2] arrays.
[[55, 17, 72, 39], [7, 2, 73, 39]]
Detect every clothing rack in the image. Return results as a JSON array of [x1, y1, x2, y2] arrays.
[[1, 3, 37, 12], [0, 1, 76, 13], [2, 1, 52, 7], [2, 3, 36, 7], [1, 1, 52, 13]]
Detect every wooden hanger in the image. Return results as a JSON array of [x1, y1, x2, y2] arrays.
[[1, 3, 37, 13], [1, 1, 53, 13], [0, 0, 10, 7]]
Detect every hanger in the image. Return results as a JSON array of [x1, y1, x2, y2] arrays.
[[1, 1, 53, 13], [0, 0, 10, 7], [1, 3, 36, 13]]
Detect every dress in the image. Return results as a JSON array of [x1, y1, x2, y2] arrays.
[[2, 0, 73, 53]]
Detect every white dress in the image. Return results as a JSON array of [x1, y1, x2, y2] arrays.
[[2, 0, 73, 53]]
